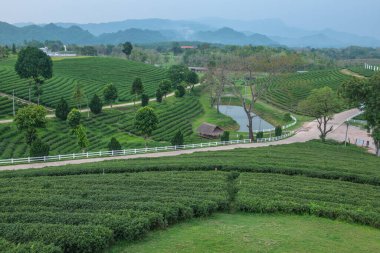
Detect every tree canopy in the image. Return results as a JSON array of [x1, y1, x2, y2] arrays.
[[122, 42, 133, 58], [134, 106, 159, 139], [299, 87, 341, 141], [341, 75, 380, 156], [103, 84, 118, 108]]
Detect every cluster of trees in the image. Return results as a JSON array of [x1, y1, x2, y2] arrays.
[[340, 74, 380, 156]]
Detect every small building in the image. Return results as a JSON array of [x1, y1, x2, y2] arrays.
[[181, 46, 196, 49], [189, 67, 208, 73], [197, 123, 224, 139]]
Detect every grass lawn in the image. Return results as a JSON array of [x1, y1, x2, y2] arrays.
[[192, 88, 239, 132], [109, 213, 380, 253]]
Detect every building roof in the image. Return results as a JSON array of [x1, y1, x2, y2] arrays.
[[197, 123, 224, 137], [181, 46, 196, 49]]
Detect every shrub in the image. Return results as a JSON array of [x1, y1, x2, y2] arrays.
[[175, 85, 186, 98], [55, 98, 69, 120], [221, 131, 230, 142], [156, 89, 163, 103], [141, 94, 149, 106], [89, 94, 103, 114], [283, 113, 292, 122], [67, 109, 81, 128], [171, 130, 184, 146], [30, 138, 50, 157], [256, 131, 264, 139], [108, 137, 122, 151], [275, 126, 283, 137]]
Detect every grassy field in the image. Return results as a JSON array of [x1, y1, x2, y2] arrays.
[[0, 94, 204, 159], [256, 69, 350, 112], [0, 141, 379, 252], [0, 56, 168, 110], [110, 213, 380, 253]]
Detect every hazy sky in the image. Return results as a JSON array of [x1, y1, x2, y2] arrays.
[[1, 0, 379, 38]]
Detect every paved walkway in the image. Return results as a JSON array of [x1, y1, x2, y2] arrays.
[[0, 84, 201, 124], [1, 108, 368, 171]]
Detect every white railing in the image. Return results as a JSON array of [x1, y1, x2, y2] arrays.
[[0, 132, 294, 165], [254, 115, 297, 133]]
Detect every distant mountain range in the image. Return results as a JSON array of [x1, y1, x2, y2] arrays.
[[3, 18, 380, 48]]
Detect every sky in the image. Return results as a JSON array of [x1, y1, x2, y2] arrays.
[[1, 0, 380, 38]]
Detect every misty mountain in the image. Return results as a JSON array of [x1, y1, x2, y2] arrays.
[[3, 18, 380, 48], [55, 19, 211, 36], [98, 28, 168, 44], [192, 27, 278, 46], [0, 22, 96, 44]]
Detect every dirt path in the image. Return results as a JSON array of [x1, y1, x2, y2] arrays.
[[340, 69, 367, 79], [0, 83, 201, 124], [0, 108, 366, 171]]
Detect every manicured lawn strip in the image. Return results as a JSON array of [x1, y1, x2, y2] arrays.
[[108, 213, 380, 253]]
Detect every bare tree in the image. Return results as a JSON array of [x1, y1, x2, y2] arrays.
[[230, 53, 289, 141]]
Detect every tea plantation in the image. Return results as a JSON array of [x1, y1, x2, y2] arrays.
[[0, 95, 203, 159], [258, 69, 350, 111], [0, 141, 379, 252], [0, 57, 168, 108]]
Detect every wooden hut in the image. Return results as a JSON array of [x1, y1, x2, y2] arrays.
[[197, 123, 224, 139]]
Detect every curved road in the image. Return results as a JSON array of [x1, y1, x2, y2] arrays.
[[1, 108, 369, 171]]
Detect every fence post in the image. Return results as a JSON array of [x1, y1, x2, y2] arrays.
[[58, 155, 61, 160], [123, 149, 126, 155]]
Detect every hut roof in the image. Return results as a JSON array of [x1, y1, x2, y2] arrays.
[[197, 123, 224, 137]]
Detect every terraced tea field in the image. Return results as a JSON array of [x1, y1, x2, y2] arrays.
[[0, 95, 203, 159], [258, 69, 350, 112], [0, 96, 24, 119], [0, 141, 378, 252], [0, 57, 168, 109]]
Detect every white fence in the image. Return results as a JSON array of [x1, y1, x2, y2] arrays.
[[0, 132, 294, 165], [254, 115, 297, 133]]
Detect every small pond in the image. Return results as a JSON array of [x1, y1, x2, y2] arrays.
[[218, 105, 274, 132]]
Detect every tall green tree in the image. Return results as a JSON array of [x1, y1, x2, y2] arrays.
[[11, 44, 16, 54], [299, 87, 341, 142], [73, 124, 89, 152], [186, 71, 199, 89], [131, 78, 144, 106], [108, 137, 122, 151], [141, 94, 149, 107], [55, 97, 70, 120], [89, 94, 103, 114], [175, 83, 186, 98], [14, 105, 47, 145], [159, 79, 171, 98], [341, 75, 380, 156], [134, 106, 159, 143], [67, 108, 81, 129], [168, 65, 189, 87], [103, 84, 118, 108], [73, 83, 84, 110], [122, 42, 133, 59], [30, 138, 50, 157], [15, 47, 53, 104], [156, 89, 163, 103], [171, 130, 184, 146]]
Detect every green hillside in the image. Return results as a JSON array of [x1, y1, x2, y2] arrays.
[[0, 141, 378, 252], [0, 94, 203, 159], [258, 69, 350, 112], [0, 56, 168, 109]]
